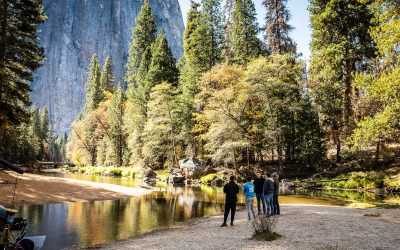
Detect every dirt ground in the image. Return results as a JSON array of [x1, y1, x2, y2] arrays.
[[0, 171, 152, 207], [99, 205, 400, 250]]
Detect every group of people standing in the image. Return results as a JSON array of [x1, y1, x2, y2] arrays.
[[221, 173, 280, 227]]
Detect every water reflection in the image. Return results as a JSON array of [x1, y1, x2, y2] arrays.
[[14, 187, 228, 249]]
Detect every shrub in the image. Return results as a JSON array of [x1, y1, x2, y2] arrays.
[[200, 174, 218, 184], [251, 215, 281, 241], [107, 167, 122, 176]]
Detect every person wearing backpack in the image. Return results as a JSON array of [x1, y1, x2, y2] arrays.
[[243, 176, 256, 221], [263, 173, 275, 215]]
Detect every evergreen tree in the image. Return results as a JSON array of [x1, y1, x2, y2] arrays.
[[0, 0, 47, 130], [0, 0, 46, 160], [221, 0, 236, 60], [146, 31, 179, 87], [84, 54, 101, 113], [178, 1, 210, 156], [100, 57, 115, 94], [108, 84, 126, 167], [309, 0, 376, 162], [125, 0, 157, 87], [228, 0, 262, 65], [201, 0, 223, 66], [263, 0, 296, 54], [39, 107, 49, 141], [142, 82, 179, 167]]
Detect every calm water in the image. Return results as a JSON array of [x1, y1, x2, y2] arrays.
[[9, 173, 395, 249]]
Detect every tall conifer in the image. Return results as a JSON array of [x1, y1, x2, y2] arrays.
[[125, 0, 157, 87], [84, 54, 101, 113], [100, 57, 115, 93], [263, 0, 296, 54], [309, 0, 375, 162], [201, 0, 223, 66], [228, 0, 262, 65], [146, 31, 179, 87]]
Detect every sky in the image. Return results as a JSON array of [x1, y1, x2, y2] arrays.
[[177, 0, 311, 60]]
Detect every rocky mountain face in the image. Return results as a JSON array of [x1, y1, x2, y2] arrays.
[[31, 0, 184, 134]]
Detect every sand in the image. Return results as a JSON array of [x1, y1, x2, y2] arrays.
[[99, 205, 400, 250], [0, 171, 152, 206]]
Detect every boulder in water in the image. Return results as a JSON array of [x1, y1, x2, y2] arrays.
[[179, 157, 206, 179], [168, 168, 185, 184]]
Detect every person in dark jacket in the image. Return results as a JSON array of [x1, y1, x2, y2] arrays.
[[253, 173, 266, 215], [221, 176, 240, 227], [272, 172, 280, 215], [263, 173, 275, 215]]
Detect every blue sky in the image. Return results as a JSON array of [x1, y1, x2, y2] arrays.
[[178, 0, 311, 60]]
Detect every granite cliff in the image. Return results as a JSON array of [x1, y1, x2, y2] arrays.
[[31, 0, 184, 134]]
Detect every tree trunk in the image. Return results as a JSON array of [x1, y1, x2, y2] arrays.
[[336, 130, 341, 163], [344, 59, 353, 125], [375, 139, 381, 162]]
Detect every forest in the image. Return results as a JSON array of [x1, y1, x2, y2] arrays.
[[1, 0, 399, 174]]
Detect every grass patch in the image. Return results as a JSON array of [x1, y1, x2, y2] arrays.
[[66, 166, 138, 178], [155, 169, 170, 180], [348, 202, 376, 209]]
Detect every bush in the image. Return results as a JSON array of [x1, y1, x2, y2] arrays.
[[200, 174, 218, 184], [106, 167, 122, 176], [251, 215, 281, 241]]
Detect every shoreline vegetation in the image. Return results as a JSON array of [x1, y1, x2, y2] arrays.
[[60, 165, 400, 207]]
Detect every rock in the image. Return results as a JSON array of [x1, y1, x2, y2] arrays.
[[211, 178, 225, 187], [203, 166, 217, 175], [31, 0, 184, 134], [143, 177, 157, 184], [179, 157, 206, 179], [168, 168, 185, 184], [143, 170, 157, 178]]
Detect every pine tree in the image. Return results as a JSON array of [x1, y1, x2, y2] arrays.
[[125, 0, 157, 87], [142, 82, 179, 167], [84, 54, 101, 113], [201, 0, 223, 66], [39, 107, 49, 141], [263, 0, 296, 54], [108, 84, 126, 167], [0, 0, 47, 130], [0, 0, 46, 160], [146, 31, 179, 87], [221, 0, 236, 60], [228, 0, 262, 65], [100, 57, 115, 94], [177, 1, 209, 156], [309, 0, 376, 162]]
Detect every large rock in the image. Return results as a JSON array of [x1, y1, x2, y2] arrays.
[[168, 168, 185, 184], [179, 157, 206, 179], [31, 0, 184, 134]]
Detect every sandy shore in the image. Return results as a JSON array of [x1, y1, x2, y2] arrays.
[[99, 205, 400, 250], [0, 171, 153, 206]]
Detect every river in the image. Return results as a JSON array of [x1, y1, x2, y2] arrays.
[[10, 173, 395, 249]]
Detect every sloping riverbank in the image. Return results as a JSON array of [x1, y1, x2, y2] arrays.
[[98, 205, 400, 250], [0, 172, 157, 206]]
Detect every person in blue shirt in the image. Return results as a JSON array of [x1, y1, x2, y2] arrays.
[[243, 176, 256, 220]]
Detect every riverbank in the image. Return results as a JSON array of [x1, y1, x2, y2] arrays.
[[0, 171, 155, 206], [98, 205, 400, 250]]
